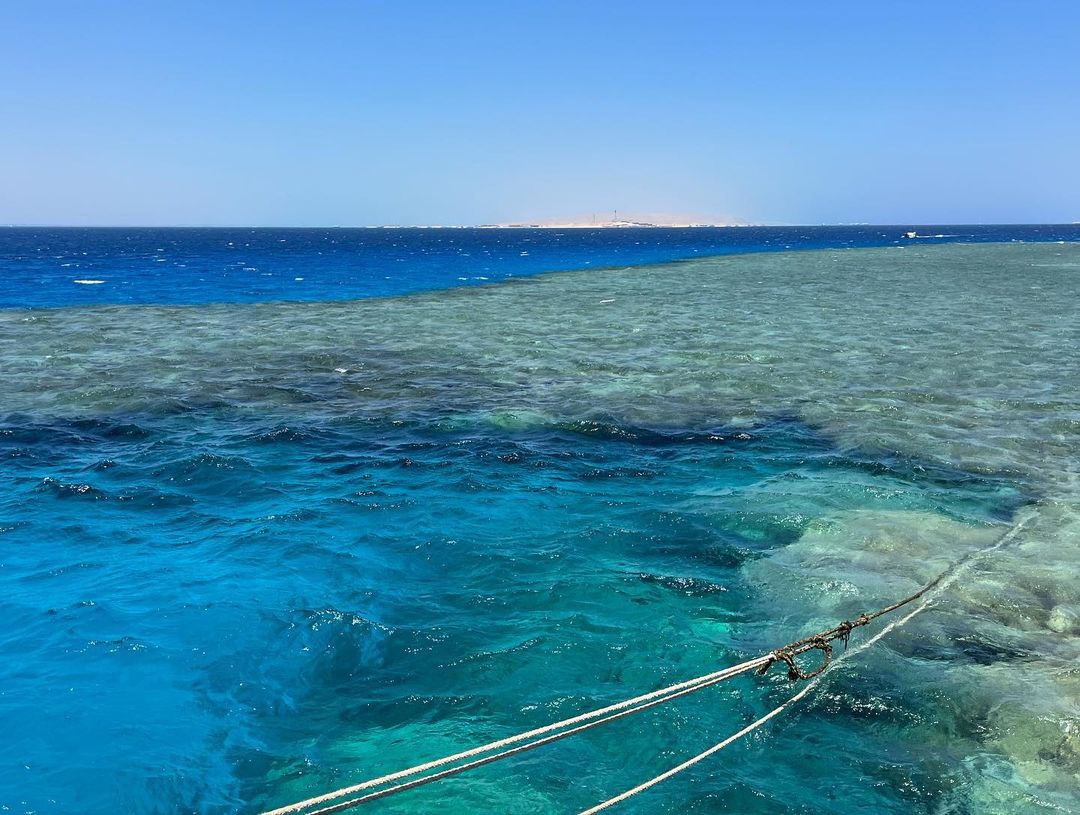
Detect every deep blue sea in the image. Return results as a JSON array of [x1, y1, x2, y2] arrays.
[[2, 224, 1079, 308], [1, 228, 1078, 815]]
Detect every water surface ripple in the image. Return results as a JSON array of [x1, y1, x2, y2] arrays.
[[0, 243, 1077, 813], [3, 224, 1079, 308]]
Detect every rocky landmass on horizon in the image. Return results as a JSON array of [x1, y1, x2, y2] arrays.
[[481, 212, 748, 228]]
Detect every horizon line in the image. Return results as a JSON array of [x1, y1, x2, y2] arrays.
[[2, 221, 1078, 230]]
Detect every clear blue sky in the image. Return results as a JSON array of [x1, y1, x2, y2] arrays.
[[2, 1, 1077, 226]]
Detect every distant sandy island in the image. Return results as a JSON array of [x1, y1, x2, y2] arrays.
[[479, 212, 749, 228]]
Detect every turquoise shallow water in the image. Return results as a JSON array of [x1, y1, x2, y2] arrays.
[[1, 242, 1078, 813]]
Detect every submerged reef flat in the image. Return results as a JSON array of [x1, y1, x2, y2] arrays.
[[0, 242, 1077, 813]]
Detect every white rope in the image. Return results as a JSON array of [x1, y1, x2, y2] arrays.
[[262, 655, 771, 815], [577, 600, 927, 814], [265, 510, 1035, 815], [576, 511, 1035, 813], [292, 657, 772, 815]]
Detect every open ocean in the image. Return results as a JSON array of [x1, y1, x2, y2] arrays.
[[3, 224, 1080, 308], [1, 227, 1078, 814]]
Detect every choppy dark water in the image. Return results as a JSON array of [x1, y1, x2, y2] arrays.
[[0, 240, 1078, 813], [2, 224, 1079, 307]]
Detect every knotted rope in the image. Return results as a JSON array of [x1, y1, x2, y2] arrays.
[[262, 655, 773, 815], [262, 510, 1034, 815], [579, 509, 1034, 813], [578, 598, 930, 815]]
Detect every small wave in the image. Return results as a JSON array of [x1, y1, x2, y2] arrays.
[[637, 572, 728, 596], [38, 476, 106, 499], [72, 279, 105, 285], [253, 426, 310, 444], [78, 636, 150, 654], [152, 452, 259, 483], [582, 466, 659, 480], [68, 417, 155, 441]]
